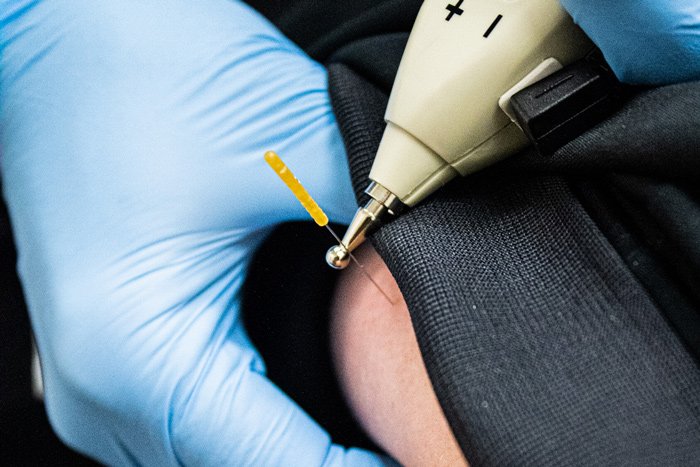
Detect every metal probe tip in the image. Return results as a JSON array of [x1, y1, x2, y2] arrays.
[[325, 182, 405, 270], [326, 244, 351, 270]]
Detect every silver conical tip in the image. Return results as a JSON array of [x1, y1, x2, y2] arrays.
[[325, 182, 405, 269], [326, 245, 351, 270]]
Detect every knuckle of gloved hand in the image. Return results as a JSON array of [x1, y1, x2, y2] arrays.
[[560, 1, 700, 85], [612, 34, 700, 85]]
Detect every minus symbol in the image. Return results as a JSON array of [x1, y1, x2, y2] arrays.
[[483, 14, 503, 38]]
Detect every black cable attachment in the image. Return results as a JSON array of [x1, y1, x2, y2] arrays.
[[510, 52, 623, 156]]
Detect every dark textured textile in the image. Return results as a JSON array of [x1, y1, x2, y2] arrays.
[[575, 176, 700, 356], [243, 0, 421, 61], [326, 63, 390, 207], [507, 83, 700, 181], [374, 176, 700, 466], [330, 34, 409, 94], [329, 63, 700, 465]]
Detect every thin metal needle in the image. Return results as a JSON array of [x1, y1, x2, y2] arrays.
[[263, 150, 396, 305], [325, 225, 396, 305]]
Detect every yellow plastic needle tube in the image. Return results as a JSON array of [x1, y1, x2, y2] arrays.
[[264, 151, 329, 227]]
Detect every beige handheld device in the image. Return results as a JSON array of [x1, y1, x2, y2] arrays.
[[327, 0, 593, 269]]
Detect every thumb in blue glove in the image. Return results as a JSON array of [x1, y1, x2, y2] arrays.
[[0, 1, 389, 465], [560, 0, 700, 85]]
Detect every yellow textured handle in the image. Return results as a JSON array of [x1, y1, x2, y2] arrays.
[[264, 151, 329, 227]]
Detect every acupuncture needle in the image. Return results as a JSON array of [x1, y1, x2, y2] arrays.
[[264, 151, 395, 304], [323, 224, 396, 305]]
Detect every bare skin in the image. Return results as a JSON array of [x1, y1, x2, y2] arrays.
[[330, 244, 468, 467]]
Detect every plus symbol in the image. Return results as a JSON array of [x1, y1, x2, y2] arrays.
[[445, 0, 464, 21]]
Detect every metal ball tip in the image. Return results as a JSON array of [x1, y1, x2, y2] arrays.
[[326, 245, 351, 270]]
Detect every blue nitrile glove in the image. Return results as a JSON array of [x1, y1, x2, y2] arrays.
[[0, 1, 386, 465], [561, 0, 700, 85]]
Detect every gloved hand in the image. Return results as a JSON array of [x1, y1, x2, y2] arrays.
[[0, 1, 384, 465], [560, 0, 700, 85]]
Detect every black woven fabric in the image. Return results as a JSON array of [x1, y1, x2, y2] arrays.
[[374, 176, 700, 466], [244, 0, 421, 61], [329, 64, 700, 465], [574, 176, 700, 355], [327, 63, 390, 206], [506, 83, 700, 181], [330, 34, 409, 94]]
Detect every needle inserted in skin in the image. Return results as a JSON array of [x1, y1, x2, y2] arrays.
[[264, 150, 394, 304], [325, 225, 396, 305]]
